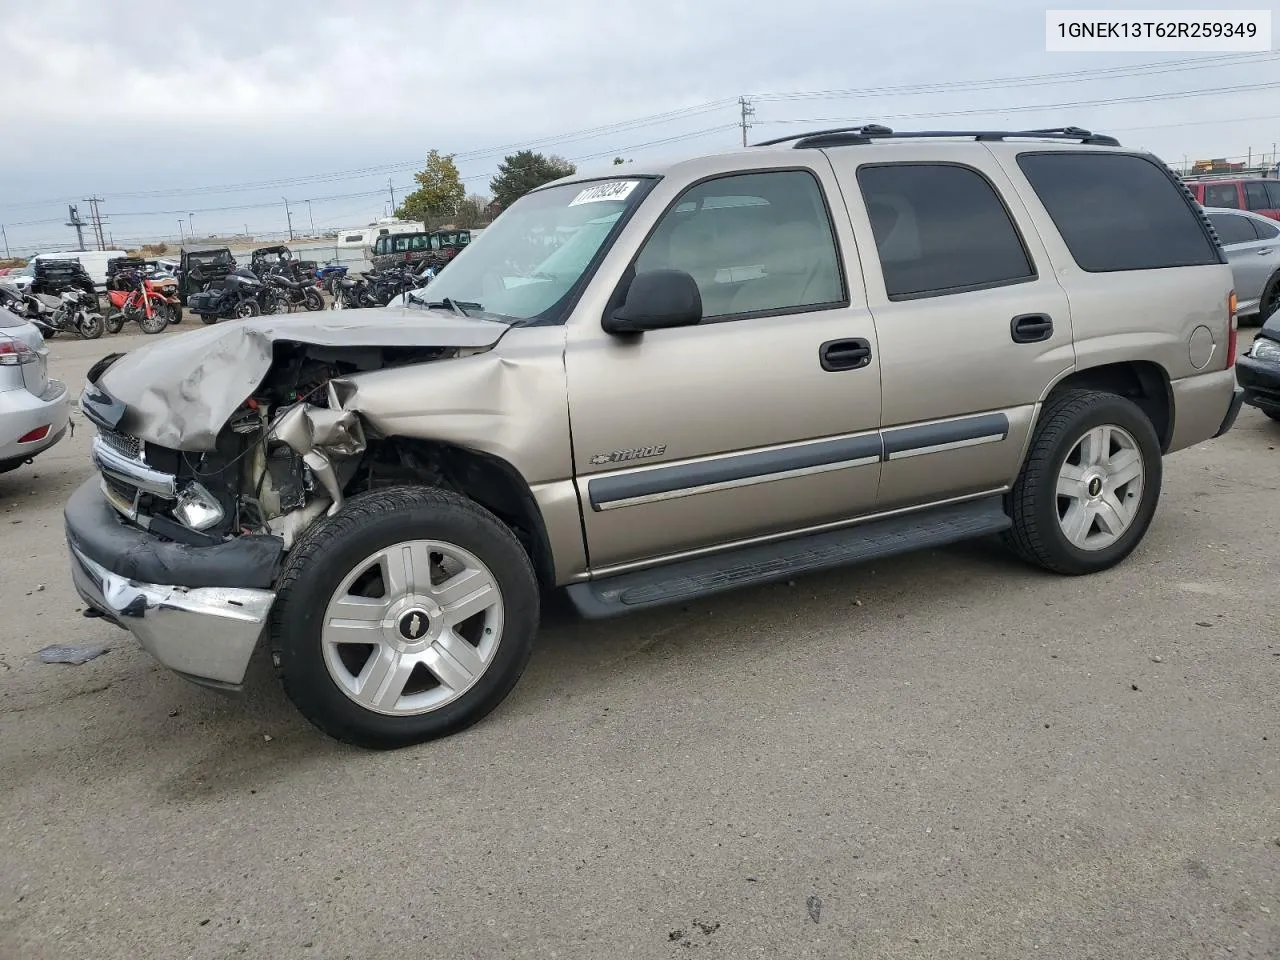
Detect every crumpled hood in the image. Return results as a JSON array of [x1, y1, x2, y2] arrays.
[[93, 307, 511, 450]]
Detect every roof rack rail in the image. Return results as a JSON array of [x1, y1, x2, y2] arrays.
[[754, 125, 1121, 149]]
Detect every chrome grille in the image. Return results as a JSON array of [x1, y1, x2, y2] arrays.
[[98, 428, 142, 461]]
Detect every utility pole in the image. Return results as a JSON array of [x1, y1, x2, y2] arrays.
[[739, 96, 756, 147], [66, 204, 87, 250], [188, 213, 196, 239], [0, 225, 9, 260], [283, 198, 294, 241], [84, 197, 107, 250], [306, 200, 315, 235], [388, 178, 396, 214], [178, 219, 185, 243]]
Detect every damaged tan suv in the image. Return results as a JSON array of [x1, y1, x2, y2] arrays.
[[66, 125, 1244, 748]]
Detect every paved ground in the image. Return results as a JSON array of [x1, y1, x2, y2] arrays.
[[1, 325, 1278, 960]]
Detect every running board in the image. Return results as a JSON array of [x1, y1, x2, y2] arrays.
[[566, 497, 1011, 618]]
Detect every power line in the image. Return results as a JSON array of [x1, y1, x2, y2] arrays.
[[0, 99, 736, 210], [5, 51, 1272, 214], [751, 51, 1279, 102], [760, 79, 1280, 127]]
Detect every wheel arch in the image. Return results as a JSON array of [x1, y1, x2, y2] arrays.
[[347, 436, 558, 589], [1038, 360, 1174, 453]]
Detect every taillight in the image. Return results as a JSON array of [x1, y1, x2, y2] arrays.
[[0, 339, 37, 366], [1227, 291, 1238, 368], [18, 424, 50, 444]]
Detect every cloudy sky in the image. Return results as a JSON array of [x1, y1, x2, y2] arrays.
[[1, 0, 1277, 253]]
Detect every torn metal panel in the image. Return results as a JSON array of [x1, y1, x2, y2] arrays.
[[93, 309, 511, 451], [270, 404, 367, 515]]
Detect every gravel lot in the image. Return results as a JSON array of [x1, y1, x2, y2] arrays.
[[1, 326, 1278, 960]]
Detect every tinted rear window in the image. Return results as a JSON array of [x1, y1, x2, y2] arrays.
[[1018, 153, 1219, 272], [1208, 213, 1258, 245], [1255, 218, 1280, 240], [857, 163, 1034, 299]]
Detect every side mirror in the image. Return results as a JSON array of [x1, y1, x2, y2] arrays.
[[604, 268, 702, 335]]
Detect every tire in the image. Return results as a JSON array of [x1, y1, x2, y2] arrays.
[[234, 300, 260, 319], [138, 305, 169, 335], [169, 306, 183, 324], [1264, 410, 1280, 422], [76, 312, 104, 340], [303, 288, 324, 312], [1004, 389, 1162, 576], [270, 486, 539, 749], [199, 314, 218, 325], [1260, 272, 1280, 325], [106, 315, 124, 334]]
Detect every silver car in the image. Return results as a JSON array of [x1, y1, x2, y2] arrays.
[[0, 309, 70, 474], [1204, 207, 1280, 323]]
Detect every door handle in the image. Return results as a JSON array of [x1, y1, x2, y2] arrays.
[[1011, 313, 1054, 344], [819, 338, 872, 371], [1257, 248, 1275, 256]]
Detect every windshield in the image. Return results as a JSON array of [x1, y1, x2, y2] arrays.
[[409, 177, 649, 323]]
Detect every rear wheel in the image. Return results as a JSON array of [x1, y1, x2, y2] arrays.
[[106, 314, 125, 334], [271, 486, 539, 749], [1005, 389, 1162, 576], [199, 314, 218, 325]]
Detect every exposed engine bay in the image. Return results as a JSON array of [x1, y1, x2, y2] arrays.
[[89, 340, 474, 550]]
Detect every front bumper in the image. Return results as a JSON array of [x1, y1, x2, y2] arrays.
[[64, 479, 282, 688], [0, 378, 69, 466]]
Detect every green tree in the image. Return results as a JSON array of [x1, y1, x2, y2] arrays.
[[489, 151, 576, 210], [396, 150, 465, 226]]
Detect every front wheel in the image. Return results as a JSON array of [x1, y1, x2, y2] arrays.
[[138, 304, 169, 334], [303, 288, 324, 312], [106, 314, 125, 334], [1260, 273, 1280, 326], [234, 299, 261, 319], [270, 486, 540, 749], [1004, 389, 1162, 576], [76, 312, 105, 340]]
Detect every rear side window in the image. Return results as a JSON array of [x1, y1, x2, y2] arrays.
[[1205, 183, 1240, 208], [1245, 182, 1271, 211], [856, 163, 1034, 300], [1255, 218, 1280, 240], [1267, 183, 1280, 208], [1207, 213, 1259, 245], [1018, 153, 1219, 272]]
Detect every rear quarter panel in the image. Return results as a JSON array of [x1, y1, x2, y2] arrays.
[[987, 145, 1235, 449]]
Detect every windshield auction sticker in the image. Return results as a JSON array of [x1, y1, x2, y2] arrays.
[[569, 181, 640, 206]]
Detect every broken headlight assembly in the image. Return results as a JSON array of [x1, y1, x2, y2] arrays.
[[173, 481, 225, 531]]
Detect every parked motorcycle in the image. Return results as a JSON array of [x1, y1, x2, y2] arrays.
[[314, 261, 349, 299], [186, 269, 265, 323], [264, 270, 324, 314], [1, 286, 104, 339], [104, 268, 179, 335]]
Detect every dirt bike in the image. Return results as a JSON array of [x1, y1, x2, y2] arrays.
[[104, 269, 178, 335]]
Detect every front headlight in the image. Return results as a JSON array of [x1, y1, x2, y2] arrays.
[[173, 482, 224, 531], [1249, 337, 1280, 363]]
